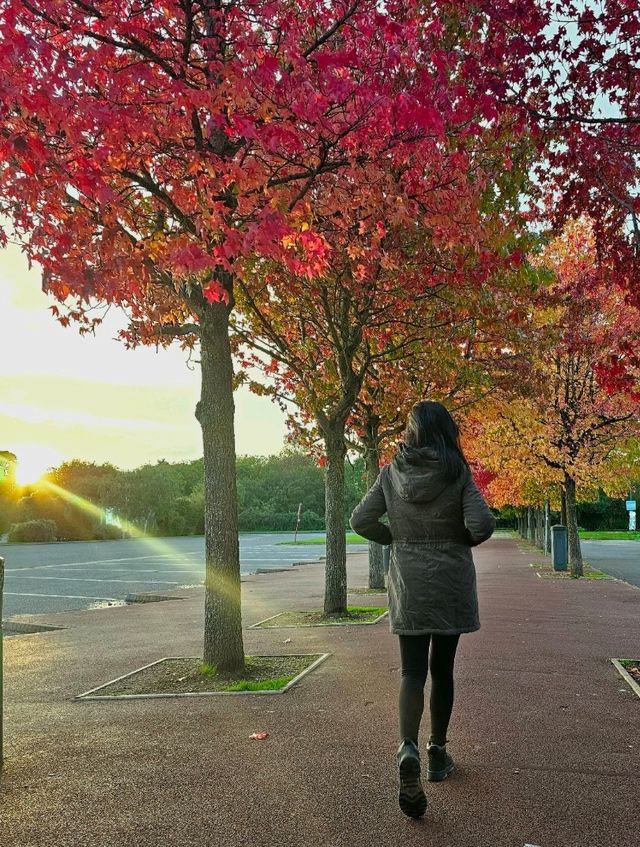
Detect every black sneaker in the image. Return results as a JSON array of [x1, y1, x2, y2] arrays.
[[426, 741, 455, 782], [397, 740, 428, 818]]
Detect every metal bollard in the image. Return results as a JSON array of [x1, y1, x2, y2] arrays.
[[551, 525, 568, 571], [1, 556, 4, 767]]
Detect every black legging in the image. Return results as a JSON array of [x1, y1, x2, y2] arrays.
[[398, 633, 460, 746]]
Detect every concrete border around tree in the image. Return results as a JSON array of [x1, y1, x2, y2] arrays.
[[249, 610, 389, 629], [75, 653, 331, 701], [611, 659, 640, 699]]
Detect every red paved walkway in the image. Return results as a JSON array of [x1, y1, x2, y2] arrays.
[[1, 535, 638, 846]]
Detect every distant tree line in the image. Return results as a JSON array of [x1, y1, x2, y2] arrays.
[[0, 451, 369, 541], [0, 451, 635, 543]]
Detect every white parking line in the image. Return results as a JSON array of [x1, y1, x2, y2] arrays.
[[101, 569, 203, 574], [5, 576, 181, 585], [7, 554, 200, 572], [4, 592, 119, 601]]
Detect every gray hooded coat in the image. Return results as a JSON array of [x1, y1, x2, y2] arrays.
[[350, 445, 495, 636]]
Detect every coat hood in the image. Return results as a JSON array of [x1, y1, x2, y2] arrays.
[[388, 444, 450, 503]]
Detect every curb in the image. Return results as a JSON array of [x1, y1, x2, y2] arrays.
[[124, 593, 186, 604], [2, 619, 67, 634]]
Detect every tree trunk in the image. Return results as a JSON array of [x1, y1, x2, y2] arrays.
[[527, 506, 534, 543], [323, 425, 348, 616], [561, 486, 568, 527], [197, 305, 244, 671], [544, 500, 551, 555], [564, 473, 583, 577], [535, 506, 544, 549], [364, 441, 385, 590]]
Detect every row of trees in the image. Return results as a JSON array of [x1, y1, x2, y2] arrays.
[[1, 1, 638, 670], [0, 453, 369, 541], [468, 218, 640, 575]]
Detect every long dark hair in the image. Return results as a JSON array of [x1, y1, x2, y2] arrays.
[[404, 400, 469, 482]]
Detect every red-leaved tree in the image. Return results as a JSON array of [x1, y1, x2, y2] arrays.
[[0, 1, 527, 668]]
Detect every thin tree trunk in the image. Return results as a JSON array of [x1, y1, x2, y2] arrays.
[[323, 425, 348, 616], [564, 473, 583, 577], [364, 440, 385, 590], [197, 306, 244, 671], [527, 506, 534, 543], [535, 506, 544, 549], [544, 500, 551, 555], [561, 486, 568, 527]]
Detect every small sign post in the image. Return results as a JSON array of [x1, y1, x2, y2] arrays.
[[626, 500, 636, 532], [293, 503, 303, 543]]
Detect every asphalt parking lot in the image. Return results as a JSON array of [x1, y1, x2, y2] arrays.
[[0, 532, 367, 619], [1, 535, 635, 621], [581, 539, 640, 587]]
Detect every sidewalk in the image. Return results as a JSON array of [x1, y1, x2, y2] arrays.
[[1, 535, 638, 847]]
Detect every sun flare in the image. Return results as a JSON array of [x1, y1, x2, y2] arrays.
[[13, 444, 61, 486]]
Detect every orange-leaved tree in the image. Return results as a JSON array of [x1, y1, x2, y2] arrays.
[[471, 218, 640, 575]]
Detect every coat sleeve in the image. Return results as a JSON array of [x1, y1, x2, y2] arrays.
[[349, 470, 392, 546], [462, 470, 496, 547]]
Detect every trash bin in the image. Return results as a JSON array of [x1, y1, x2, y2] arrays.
[[551, 525, 568, 571], [383, 545, 391, 575]]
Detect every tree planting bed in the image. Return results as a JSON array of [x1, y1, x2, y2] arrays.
[[250, 606, 388, 628], [76, 654, 329, 699]]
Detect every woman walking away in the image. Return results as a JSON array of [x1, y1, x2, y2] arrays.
[[350, 401, 495, 818]]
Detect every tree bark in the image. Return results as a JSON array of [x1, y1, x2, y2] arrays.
[[323, 424, 348, 616], [197, 304, 244, 670], [364, 440, 385, 590], [544, 500, 551, 555], [564, 473, 583, 577], [561, 486, 568, 527], [535, 506, 544, 549], [527, 506, 534, 543]]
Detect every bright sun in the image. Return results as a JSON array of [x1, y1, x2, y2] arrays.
[[13, 445, 61, 486]]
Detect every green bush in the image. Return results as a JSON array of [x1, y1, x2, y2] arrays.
[[8, 519, 58, 543], [94, 523, 126, 540]]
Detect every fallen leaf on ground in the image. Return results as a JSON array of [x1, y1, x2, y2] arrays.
[[250, 731, 269, 741], [283, 638, 292, 644]]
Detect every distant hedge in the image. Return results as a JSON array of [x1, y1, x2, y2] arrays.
[[8, 519, 58, 543], [94, 524, 127, 540]]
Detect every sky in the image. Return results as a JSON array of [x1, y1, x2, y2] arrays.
[[0, 241, 289, 481]]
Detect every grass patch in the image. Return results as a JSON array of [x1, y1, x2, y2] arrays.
[[255, 605, 387, 627], [528, 561, 613, 580], [83, 655, 323, 696], [579, 531, 640, 541], [225, 676, 294, 692], [348, 585, 387, 594], [277, 533, 367, 546]]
